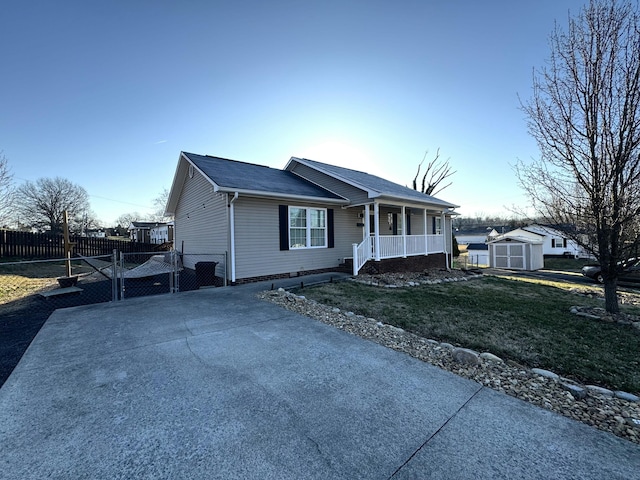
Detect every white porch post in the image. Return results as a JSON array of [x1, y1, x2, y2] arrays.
[[402, 205, 407, 258], [364, 204, 370, 238], [423, 209, 428, 255], [442, 211, 449, 269], [374, 201, 380, 261]]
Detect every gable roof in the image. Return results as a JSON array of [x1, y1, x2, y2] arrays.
[[166, 152, 347, 214], [286, 157, 458, 209]]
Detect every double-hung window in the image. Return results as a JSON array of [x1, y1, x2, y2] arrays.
[[289, 207, 327, 248], [434, 217, 442, 235]]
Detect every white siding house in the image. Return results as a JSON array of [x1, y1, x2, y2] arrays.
[[166, 152, 460, 284]]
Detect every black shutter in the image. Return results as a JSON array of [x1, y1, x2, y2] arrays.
[[279, 205, 289, 251], [406, 212, 411, 235], [432, 216, 436, 234], [392, 213, 398, 235], [327, 209, 334, 248], [563, 238, 567, 248]]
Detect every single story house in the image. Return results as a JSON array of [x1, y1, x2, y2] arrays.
[[165, 152, 459, 284], [454, 226, 507, 245], [150, 221, 174, 245], [129, 221, 174, 244], [519, 224, 590, 258], [128, 221, 156, 243]]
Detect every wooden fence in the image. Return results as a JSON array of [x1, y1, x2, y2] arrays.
[[0, 230, 162, 259]]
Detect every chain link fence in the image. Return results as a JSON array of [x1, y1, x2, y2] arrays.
[[0, 250, 227, 386]]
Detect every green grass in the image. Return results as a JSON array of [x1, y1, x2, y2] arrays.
[[299, 277, 640, 393], [543, 257, 594, 271]]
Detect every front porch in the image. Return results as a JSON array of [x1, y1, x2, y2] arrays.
[[351, 234, 446, 275], [349, 202, 450, 275]]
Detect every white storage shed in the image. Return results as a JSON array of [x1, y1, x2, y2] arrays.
[[488, 234, 544, 271]]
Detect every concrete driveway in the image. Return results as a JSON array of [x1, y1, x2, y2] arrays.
[[1, 276, 639, 479]]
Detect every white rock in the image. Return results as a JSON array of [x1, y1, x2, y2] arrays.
[[480, 352, 503, 363], [585, 385, 614, 397], [614, 391, 640, 402], [277, 287, 285, 292], [531, 368, 559, 380], [345, 311, 355, 317], [561, 383, 587, 399], [331, 308, 341, 313], [440, 342, 455, 350], [452, 348, 480, 365]]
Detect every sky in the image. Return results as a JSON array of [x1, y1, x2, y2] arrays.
[[1, 0, 589, 227]]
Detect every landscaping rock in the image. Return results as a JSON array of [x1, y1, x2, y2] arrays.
[[480, 352, 503, 363], [531, 368, 559, 380], [586, 385, 614, 397], [452, 348, 480, 366], [440, 342, 455, 350], [561, 383, 587, 400], [331, 307, 341, 313], [614, 391, 640, 403]]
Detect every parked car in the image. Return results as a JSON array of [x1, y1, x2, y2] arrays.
[[581, 258, 640, 284]]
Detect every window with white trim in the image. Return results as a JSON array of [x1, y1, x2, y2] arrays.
[[434, 217, 442, 235], [289, 207, 327, 248]]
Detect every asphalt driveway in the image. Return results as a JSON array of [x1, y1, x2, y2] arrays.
[[1, 278, 639, 479]]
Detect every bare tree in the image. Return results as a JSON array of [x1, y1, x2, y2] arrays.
[[149, 187, 173, 222], [412, 148, 455, 196], [516, 0, 640, 313], [0, 152, 14, 226], [15, 177, 90, 235]]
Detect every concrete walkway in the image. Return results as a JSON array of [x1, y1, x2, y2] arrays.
[[1, 274, 639, 479]]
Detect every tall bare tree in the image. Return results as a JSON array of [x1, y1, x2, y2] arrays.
[[0, 152, 14, 226], [15, 177, 90, 235], [412, 148, 455, 196], [150, 187, 173, 222], [516, 0, 640, 313]]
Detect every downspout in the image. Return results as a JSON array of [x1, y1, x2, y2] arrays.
[[229, 192, 239, 283]]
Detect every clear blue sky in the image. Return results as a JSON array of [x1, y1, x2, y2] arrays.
[[1, 0, 587, 226]]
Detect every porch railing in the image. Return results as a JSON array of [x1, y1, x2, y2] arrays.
[[352, 234, 446, 275], [353, 236, 372, 275]]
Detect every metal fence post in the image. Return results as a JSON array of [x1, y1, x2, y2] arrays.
[[119, 251, 125, 300], [112, 249, 118, 302]]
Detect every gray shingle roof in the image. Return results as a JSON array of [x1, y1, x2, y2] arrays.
[[290, 157, 458, 208], [183, 153, 344, 200]]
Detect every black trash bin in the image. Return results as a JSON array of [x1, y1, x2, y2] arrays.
[[195, 261, 218, 288]]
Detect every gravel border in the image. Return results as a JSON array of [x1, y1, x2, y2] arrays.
[[258, 274, 640, 445]]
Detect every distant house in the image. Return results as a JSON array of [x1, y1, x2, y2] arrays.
[[128, 222, 155, 243], [150, 221, 174, 245], [501, 225, 590, 258], [129, 221, 174, 244], [166, 152, 460, 284], [455, 226, 508, 245]]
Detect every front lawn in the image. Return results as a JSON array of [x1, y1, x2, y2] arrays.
[[300, 276, 640, 393]]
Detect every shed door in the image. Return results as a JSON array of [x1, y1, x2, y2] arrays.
[[493, 243, 526, 270]]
